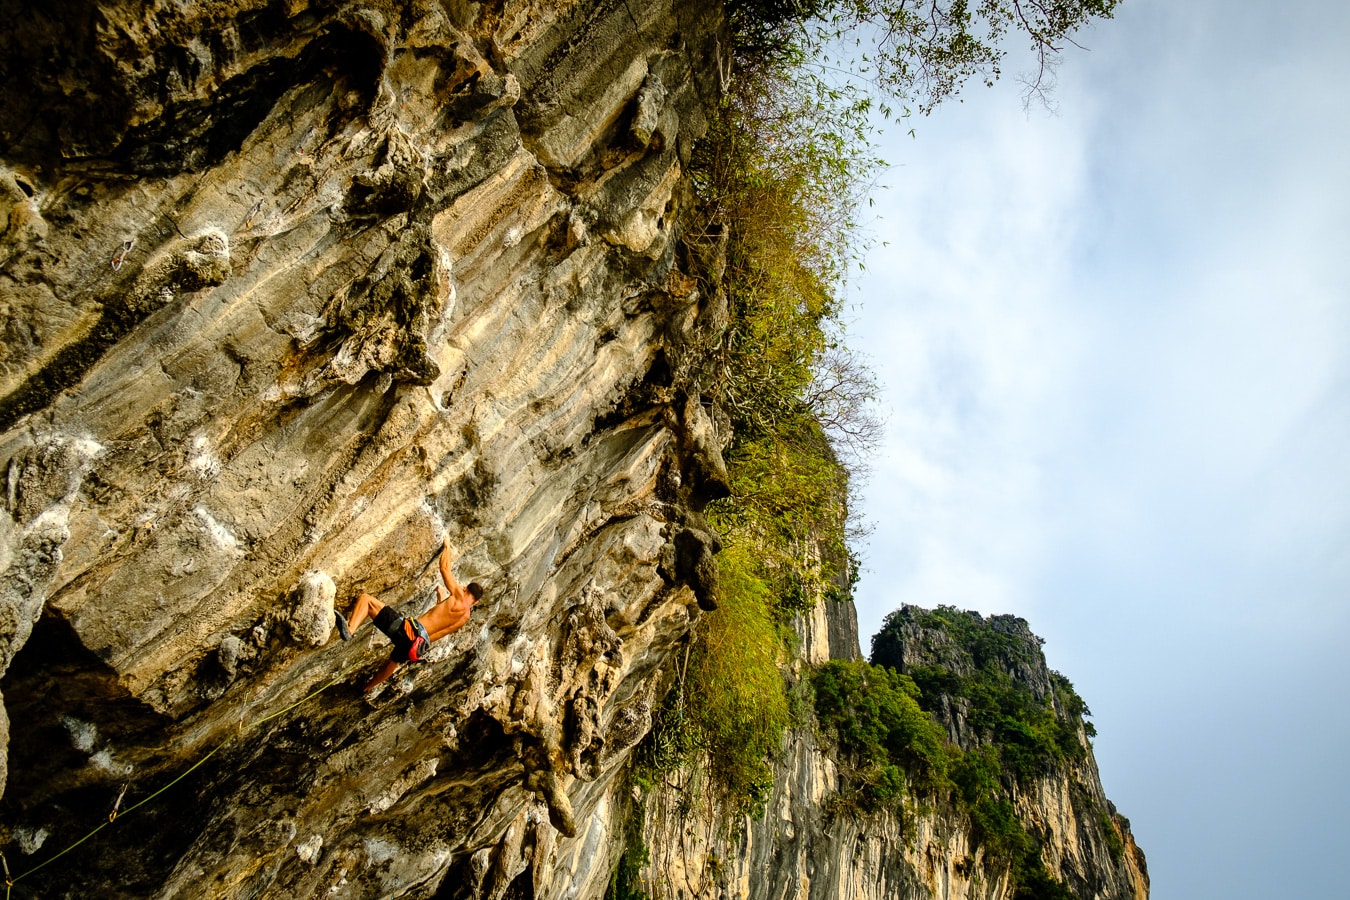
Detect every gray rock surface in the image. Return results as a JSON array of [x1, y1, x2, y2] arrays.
[[0, 1, 730, 896], [289, 570, 338, 647]]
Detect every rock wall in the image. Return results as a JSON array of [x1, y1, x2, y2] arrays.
[[0, 1, 734, 897]]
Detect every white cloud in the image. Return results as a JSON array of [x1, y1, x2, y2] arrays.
[[848, 69, 1095, 638], [844, 2, 1350, 895]]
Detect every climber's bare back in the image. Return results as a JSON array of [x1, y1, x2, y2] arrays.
[[414, 535, 476, 640], [418, 582, 475, 641]]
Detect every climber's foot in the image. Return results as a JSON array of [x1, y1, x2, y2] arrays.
[[335, 610, 351, 641]]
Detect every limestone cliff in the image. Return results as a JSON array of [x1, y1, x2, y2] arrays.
[[0, 2, 1145, 899], [1, 1, 731, 896], [625, 605, 1149, 900]]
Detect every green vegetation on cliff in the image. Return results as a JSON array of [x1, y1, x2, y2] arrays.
[[809, 606, 1104, 897], [632, 0, 1122, 836], [812, 659, 948, 807], [696, 12, 877, 622], [872, 605, 1094, 779], [686, 544, 795, 808], [649, 7, 880, 823]]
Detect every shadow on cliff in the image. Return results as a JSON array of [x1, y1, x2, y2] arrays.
[[0, 2, 384, 174]]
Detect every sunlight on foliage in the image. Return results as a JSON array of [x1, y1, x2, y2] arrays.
[[674, 29, 880, 821], [686, 544, 793, 816], [696, 40, 880, 623]]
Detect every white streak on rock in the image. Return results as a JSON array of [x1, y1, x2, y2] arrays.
[[193, 506, 241, 555], [188, 434, 221, 480], [296, 834, 324, 864], [61, 715, 98, 753]]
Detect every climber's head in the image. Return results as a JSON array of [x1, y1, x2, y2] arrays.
[[466, 582, 484, 603]]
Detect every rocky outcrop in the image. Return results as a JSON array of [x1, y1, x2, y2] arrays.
[[0, 1, 732, 896], [625, 605, 1149, 900]]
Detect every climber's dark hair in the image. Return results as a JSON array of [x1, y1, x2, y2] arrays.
[[466, 582, 484, 602]]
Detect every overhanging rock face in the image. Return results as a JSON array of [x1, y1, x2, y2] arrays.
[[0, 2, 731, 896]]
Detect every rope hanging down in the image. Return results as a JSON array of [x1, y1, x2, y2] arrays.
[[4, 670, 349, 898]]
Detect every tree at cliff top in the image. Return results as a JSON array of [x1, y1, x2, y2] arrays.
[[730, 0, 1121, 112]]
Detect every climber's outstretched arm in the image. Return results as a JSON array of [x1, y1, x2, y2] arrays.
[[438, 534, 464, 595]]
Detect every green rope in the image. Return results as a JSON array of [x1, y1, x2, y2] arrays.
[[4, 670, 348, 895]]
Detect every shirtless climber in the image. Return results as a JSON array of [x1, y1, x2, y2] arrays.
[[335, 535, 484, 692]]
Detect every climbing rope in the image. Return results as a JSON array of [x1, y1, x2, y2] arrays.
[[3, 670, 349, 898]]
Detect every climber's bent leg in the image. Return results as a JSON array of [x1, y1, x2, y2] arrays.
[[346, 593, 384, 632]]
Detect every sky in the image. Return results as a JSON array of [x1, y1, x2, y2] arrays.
[[844, 1, 1350, 898]]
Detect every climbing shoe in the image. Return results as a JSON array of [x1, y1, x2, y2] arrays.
[[335, 610, 351, 641]]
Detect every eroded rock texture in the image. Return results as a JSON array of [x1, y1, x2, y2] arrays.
[[0, 1, 731, 896]]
